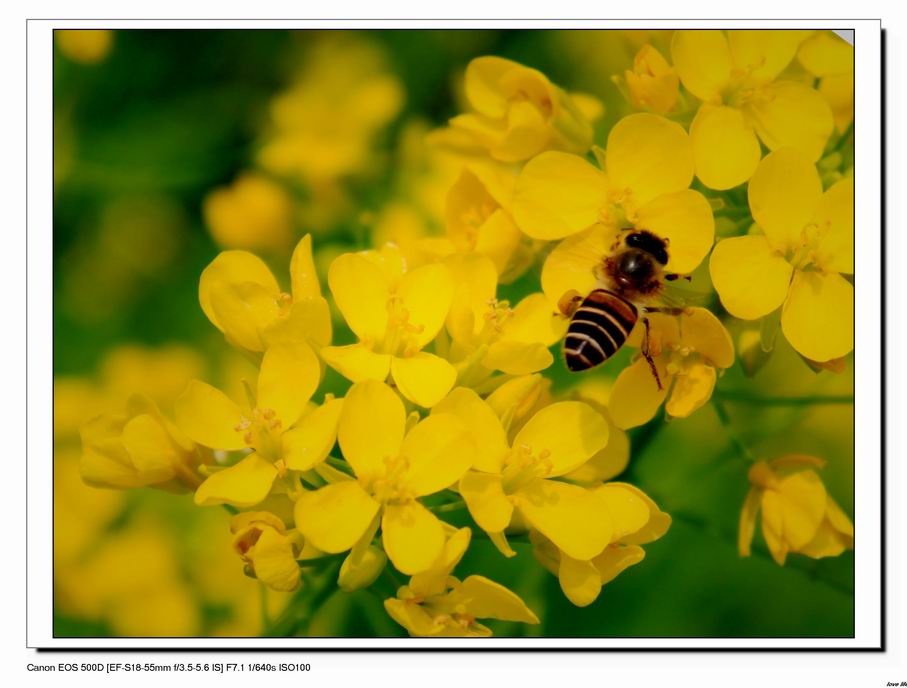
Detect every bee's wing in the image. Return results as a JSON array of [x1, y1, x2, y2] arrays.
[[657, 280, 714, 309]]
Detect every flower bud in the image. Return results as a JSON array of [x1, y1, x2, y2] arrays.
[[623, 45, 679, 114], [80, 394, 207, 492], [338, 545, 387, 593]]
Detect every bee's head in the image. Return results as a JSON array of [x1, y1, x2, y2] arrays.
[[624, 230, 669, 266], [605, 229, 669, 296]]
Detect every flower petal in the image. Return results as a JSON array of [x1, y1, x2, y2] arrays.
[[282, 398, 344, 471], [748, 147, 823, 252], [558, 555, 603, 607], [608, 358, 669, 430], [671, 29, 732, 103], [460, 471, 513, 533], [738, 487, 762, 557], [611, 483, 671, 546], [250, 528, 301, 592], [812, 176, 854, 274], [209, 281, 280, 352], [199, 250, 278, 332], [120, 414, 178, 481], [634, 189, 714, 274], [294, 481, 380, 553], [459, 575, 540, 623], [606, 113, 694, 208], [409, 527, 473, 598], [328, 253, 389, 343], [401, 414, 475, 496], [321, 344, 392, 383], [512, 152, 608, 240], [289, 234, 321, 300], [727, 29, 804, 84], [777, 470, 828, 549], [710, 235, 793, 319], [483, 341, 554, 376], [382, 502, 445, 575], [432, 388, 508, 474], [257, 342, 321, 426], [194, 454, 277, 507], [747, 82, 834, 162], [690, 104, 762, 190], [396, 263, 455, 349], [798, 31, 853, 77], [665, 362, 717, 419], [444, 253, 498, 341], [264, 297, 333, 350], [591, 545, 646, 585], [679, 307, 736, 368], [514, 478, 613, 560], [761, 489, 789, 565], [500, 292, 569, 347], [338, 380, 405, 482], [391, 353, 457, 408], [464, 56, 521, 118], [513, 402, 609, 477], [781, 271, 854, 362], [541, 224, 616, 307], [593, 484, 651, 541], [564, 427, 630, 484], [174, 380, 245, 450]]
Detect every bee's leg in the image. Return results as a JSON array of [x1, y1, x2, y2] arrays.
[[643, 306, 688, 316], [664, 273, 692, 282], [556, 290, 583, 318], [641, 316, 663, 391]]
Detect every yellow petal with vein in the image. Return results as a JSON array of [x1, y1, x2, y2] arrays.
[[194, 454, 277, 507], [390, 353, 457, 408], [514, 478, 612, 561], [257, 342, 321, 426], [781, 271, 854, 362], [174, 380, 245, 450], [513, 401, 609, 477], [512, 152, 607, 240], [382, 502, 445, 575], [710, 235, 793, 320], [294, 481, 380, 553], [338, 379, 405, 482]]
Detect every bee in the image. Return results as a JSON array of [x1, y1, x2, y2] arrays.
[[558, 229, 688, 389]]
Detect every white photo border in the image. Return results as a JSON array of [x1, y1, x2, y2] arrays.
[[27, 17, 883, 650]]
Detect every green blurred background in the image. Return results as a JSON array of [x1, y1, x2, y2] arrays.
[[53, 29, 854, 638]]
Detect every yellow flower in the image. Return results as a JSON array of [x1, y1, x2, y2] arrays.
[[621, 45, 680, 114], [560, 379, 631, 484], [531, 483, 671, 606], [203, 173, 294, 252], [175, 342, 340, 508], [709, 148, 853, 362], [199, 234, 331, 354], [739, 456, 853, 565], [230, 512, 304, 592], [445, 161, 533, 282], [257, 35, 404, 184], [384, 527, 539, 636], [294, 380, 475, 575], [446, 56, 601, 162], [608, 308, 736, 429], [513, 114, 714, 282], [671, 29, 832, 189], [798, 31, 854, 133], [80, 394, 208, 492], [444, 253, 566, 387], [321, 250, 457, 407], [443, 388, 612, 560], [56, 30, 114, 64]]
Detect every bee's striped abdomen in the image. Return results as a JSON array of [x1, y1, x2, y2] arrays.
[[564, 289, 638, 372]]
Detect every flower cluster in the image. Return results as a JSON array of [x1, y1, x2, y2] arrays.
[[79, 30, 855, 638]]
